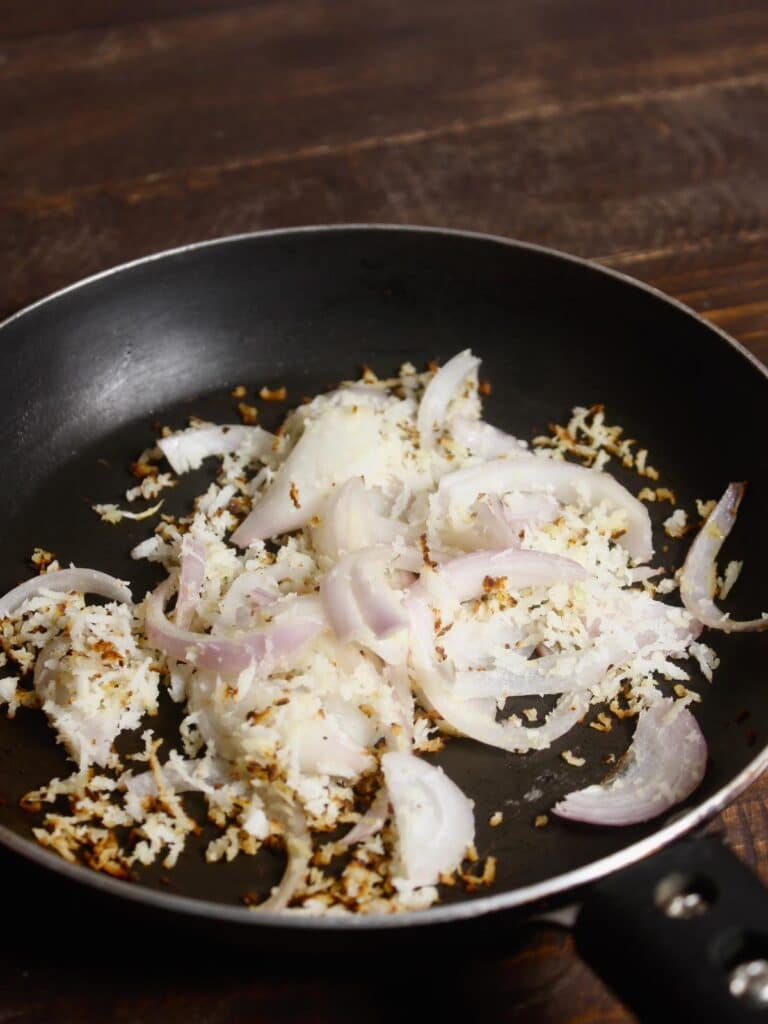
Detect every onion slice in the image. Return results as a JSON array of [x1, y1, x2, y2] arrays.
[[407, 592, 589, 752], [232, 406, 382, 545], [146, 577, 324, 674], [435, 547, 587, 603], [338, 786, 391, 848], [679, 483, 767, 632], [553, 698, 707, 825], [382, 751, 475, 886], [417, 350, 480, 449], [321, 549, 408, 643], [175, 536, 207, 630], [450, 417, 531, 459], [0, 568, 132, 618], [436, 458, 653, 563], [158, 424, 275, 475], [453, 650, 612, 699]]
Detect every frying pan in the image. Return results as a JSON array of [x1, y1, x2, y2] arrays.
[[0, 226, 767, 1020]]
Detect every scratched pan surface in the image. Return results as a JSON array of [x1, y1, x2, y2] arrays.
[[0, 225, 766, 938]]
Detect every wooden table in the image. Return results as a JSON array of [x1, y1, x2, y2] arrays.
[[1, 2, 767, 1020]]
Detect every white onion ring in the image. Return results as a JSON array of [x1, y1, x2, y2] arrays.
[[435, 458, 653, 563], [321, 549, 408, 644], [146, 577, 324, 674], [214, 571, 281, 631], [175, 536, 207, 630], [453, 650, 612, 699], [257, 792, 312, 911], [311, 477, 405, 561], [382, 751, 475, 886], [553, 698, 707, 825], [450, 417, 531, 459], [435, 547, 587, 603], [407, 593, 589, 752], [232, 406, 382, 546], [0, 568, 132, 618], [679, 482, 767, 632], [417, 350, 480, 449]]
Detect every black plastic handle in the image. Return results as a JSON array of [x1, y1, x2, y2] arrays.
[[575, 838, 768, 1022]]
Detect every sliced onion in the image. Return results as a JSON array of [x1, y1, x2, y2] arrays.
[[553, 698, 707, 825], [435, 547, 587, 604], [232, 405, 382, 545], [311, 477, 374, 560], [321, 549, 408, 644], [382, 751, 475, 886], [338, 786, 391, 848], [679, 483, 767, 632], [175, 536, 207, 630], [453, 650, 612, 699], [436, 458, 653, 563], [311, 477, 405, 562], [472, 497, 522, 549], [158, 424, 276, 475], [146, 577, 324, 674], [417, 350, 480, 449], [407, 593, 589, 752], [258, 792, 312, 911], [441, 618, 528, 671], [450, 417, 531, 459], [0, 568, 132, 618]]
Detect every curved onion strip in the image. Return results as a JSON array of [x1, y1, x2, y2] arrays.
[[417, 350, 480, 449], [450, 417, 531, 459], [232, 406, 382, 545], [0, 568, 132, 618], [175, 536, 207, 630], [146, 577, 324, 674], [350, 556, 409, 637], [453, 650, 611, 699], [679, 483, 767, 632], [553, 699, 707, 825], [257, 792, 312, 911], [407, 593, 589, 752], [158, 424, 275, 475], [215, 571, 281, 631], [382, 751, 475, 886], [311, 477, 373, 560], [436, 547, 587, 604], [321, 549, 408, 643], [436, 458, 652, 563], [470, 496, 522, 549], [338, 786, 391, 848]]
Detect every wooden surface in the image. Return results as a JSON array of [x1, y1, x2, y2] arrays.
[[1, 1, 767, 1020]]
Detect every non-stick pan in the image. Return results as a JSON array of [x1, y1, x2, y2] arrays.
[[1, 226, 766, 1020]]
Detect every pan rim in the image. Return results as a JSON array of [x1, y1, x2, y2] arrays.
[[1, 222, 766, 930]]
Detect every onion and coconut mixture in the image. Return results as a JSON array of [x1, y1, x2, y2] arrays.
[[1, 351, 765, 913]]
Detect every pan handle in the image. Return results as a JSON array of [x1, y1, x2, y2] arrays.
[[574, 837, 768, 1022]]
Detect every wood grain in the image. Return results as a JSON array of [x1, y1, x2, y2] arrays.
[[1, 1, 767, 1021]]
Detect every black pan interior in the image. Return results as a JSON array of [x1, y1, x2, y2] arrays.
[[0, 227, 766, 919]]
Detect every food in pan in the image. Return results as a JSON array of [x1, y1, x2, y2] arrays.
[[0, 352, 763, 912]]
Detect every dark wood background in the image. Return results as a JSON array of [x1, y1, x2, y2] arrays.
[[1, 1, 767, 1020]]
